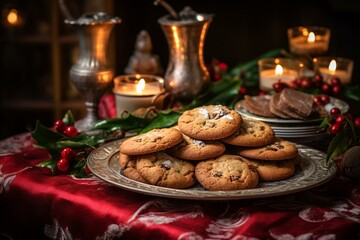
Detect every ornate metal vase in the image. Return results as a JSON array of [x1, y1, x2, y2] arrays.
[[158, 7, 213, 101], [65, 12, 121, 131]]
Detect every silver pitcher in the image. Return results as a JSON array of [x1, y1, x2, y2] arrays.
[[158, 7, 213, 101], [65, 12, 121, 131]]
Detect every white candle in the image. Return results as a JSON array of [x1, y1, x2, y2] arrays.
[[289, 35, 329, 55], [314, 58, 354, 85], [288, 26, 330, 56], [113, 74, 164, 117], [259, 66, 298, 91]]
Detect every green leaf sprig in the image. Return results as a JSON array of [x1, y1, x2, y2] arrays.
[[320, 113, 359, 163]]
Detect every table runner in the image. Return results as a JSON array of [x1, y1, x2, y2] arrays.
[[1, 133, 360, 239]]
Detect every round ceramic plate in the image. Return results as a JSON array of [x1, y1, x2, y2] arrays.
[[235, 96, 349, 124], [87, 139, 337, 200]]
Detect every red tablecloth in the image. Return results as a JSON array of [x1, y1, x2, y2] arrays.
[[1, 133, 360, 239]]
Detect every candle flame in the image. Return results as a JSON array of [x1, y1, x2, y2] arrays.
[[7, 9, 19, 25], [275, 64, 283, 75], [328, 59, 337, 72], [307, 32, 315, 43], [136, 79, 146, 94]]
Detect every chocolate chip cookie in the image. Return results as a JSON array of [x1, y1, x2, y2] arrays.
[[167, 130, 226, 160], [136, 152, 196, 189], [234, 137, 298, 161], [221, 118, 275, 147], [195, 154, 259, 191], [119, 153, 149, 183], [120, 127, 183, 155], [178, 105, 242, 140], [242, 158, 295, 182]]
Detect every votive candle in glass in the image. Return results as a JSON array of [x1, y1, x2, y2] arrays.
[[113, 74, 165, 117], [288, 26, 330, 56], [313, 57, 354, 85], [258, 58, 302, 91]]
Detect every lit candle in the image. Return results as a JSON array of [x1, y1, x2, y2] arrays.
[[4, 8, 23, 27], [113, 74, 165, 117], [314, 57, 354, 85], [288, 26, 330, 56], [258, 58, 300, 91]]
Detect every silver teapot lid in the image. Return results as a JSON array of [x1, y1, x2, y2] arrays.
[[65, 12, 121, 25], [158, 6, 213, 25]]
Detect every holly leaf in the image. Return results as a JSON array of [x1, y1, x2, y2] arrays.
[[343, 85, 360, 101], [326, 130, 351, 163], [37, 158, 58, 173], [69, 160, 87, 178], [92, 114, 152, 132], [63, 110, 75, 126], [31, 121, 64, 146], [140, 110, 182, 133]]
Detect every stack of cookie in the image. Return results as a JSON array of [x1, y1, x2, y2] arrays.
[[119, 105, 302, 191]]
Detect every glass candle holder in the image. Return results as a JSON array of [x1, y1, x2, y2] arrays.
[[313, 57, 354, 85], [258, 58, 302, 91], [113, 74, 165, 117], [288, 26, 331, 56]]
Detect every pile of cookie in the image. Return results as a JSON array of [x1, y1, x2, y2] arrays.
[[119, 105, 302, 191]]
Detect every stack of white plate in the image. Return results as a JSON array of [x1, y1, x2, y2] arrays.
[[234, 96, 349, 144]]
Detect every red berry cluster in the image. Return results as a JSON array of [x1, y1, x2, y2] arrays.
[[272, 74, 343, 97], [57, 147, 76, 172], [54, 120, 79, 137], [53, 119, 82, 173], [208, 59, 228, 82], [326, 107, 360, 135]]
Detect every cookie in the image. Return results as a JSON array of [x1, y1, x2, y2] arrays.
[[221, 118, 275, 147], [290, 154, 303, 165], [120, 127, 183, 155], [242, 158, 295, 181], [119, 153, 149, 183], [136, 152, 196, 189], [178, 105, 242, 140], [195, 154, 259, 191], [167, 131, 226, 160], [234, 137, 298, 161]]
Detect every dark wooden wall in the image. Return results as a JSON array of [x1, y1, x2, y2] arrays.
[[113, 0, 360, 84]]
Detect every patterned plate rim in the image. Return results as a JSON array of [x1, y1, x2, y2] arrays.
[[87, 139, 337, 200]]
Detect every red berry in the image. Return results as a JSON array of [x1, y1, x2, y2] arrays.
[[273, 81, 287, 92], [61, 147, 76, 160], [354, 117, 360, 128], [217, 62, 228, 72], [300, 77, 312, 88], [335, 115, 346, 124], [54, 120, 66, 133], [85, 165, 91, 175], [258, 91, 266, 96], [313, 74, 323, 86], [346, 113, 353, 120], [65, 126, 79, 137], [57, 158, 70, 172], [332, 85, 342, 95], [313, 96, 324, 106], [287, 79, 299, 89], [329, 123, 342, 135], [330, 107, 341, 116], [213, 73, 221, 81], [320, 94, 330, 104], [330, 77, 341, 86], [321, 83, 332, 93], [238, 86, 247, 95]]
